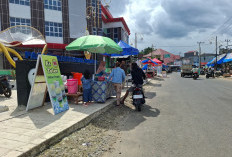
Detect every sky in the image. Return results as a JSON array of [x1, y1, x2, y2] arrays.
[[102, 0, 232, 56]]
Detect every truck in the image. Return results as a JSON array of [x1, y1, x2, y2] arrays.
[[181, 59, 192, 77]]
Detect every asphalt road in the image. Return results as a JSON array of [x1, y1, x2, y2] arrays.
[[103, 73, 232, 157]]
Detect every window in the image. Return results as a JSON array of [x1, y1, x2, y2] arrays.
[[114, 28, 118, 42], [44, 0, 62, 11], [45, 21, 63, 37], [97, 28, 103, 35], [10, 17, 31, 34], [9, 0, 30, 6], [10, 17, 31, 26], [107, 29, 111, 38], [92, 27, 97, 35]]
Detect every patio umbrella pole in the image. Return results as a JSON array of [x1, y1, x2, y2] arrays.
[[95, 53, 96, 74]]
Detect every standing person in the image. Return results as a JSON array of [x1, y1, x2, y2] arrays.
[[81, 70, 92, 106], [108, 62, 126, 106], [96, 61, 107, 76], [120, 61, 127, 89], [120, 63, 146, 105]]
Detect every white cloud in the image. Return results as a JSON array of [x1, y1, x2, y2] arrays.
[[107, 0, 232, 55]]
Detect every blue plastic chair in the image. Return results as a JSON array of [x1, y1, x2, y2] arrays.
[[25, 51, 31, 59], [30, 52, 38, 60]]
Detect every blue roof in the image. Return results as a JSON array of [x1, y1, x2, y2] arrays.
[[207, 54, 226, 66], [102, 40, 139, 56], [223, 53, 232, 63]]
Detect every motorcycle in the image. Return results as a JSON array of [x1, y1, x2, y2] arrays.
[[132, 84, 145, 111], [192, 72, 199, 80], [0, 76, 12, 98], [206, 71, 214, 79]]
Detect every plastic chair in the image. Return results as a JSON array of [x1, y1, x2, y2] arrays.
[[30, 52, 38, 60], [25, 51, 31, 59]]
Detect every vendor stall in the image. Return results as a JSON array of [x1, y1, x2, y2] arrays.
[[92, 81, 116, 103]]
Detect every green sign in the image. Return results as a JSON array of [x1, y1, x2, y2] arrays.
[[27, 55, 69, 115], [164, 54, 170, 58], [41, 55, 69, 115]]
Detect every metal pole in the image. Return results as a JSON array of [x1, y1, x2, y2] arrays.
[[216, 36, 218, 71], [95, 53, 96, 74], [199, 43, 201, 68], [197, 42, 204, 68]]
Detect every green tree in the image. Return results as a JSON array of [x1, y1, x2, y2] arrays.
[[142, 47, 154, 55]]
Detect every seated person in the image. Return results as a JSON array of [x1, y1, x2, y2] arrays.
[[96, 61, 108, 76]]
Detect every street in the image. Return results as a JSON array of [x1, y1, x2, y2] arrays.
[[103, 73, 232, 157]]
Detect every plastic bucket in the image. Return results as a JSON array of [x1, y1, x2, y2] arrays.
[[67, 79, 78, 94], [72, 72, 83, 85]]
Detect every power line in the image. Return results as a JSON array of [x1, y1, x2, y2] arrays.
[[157, 45, 197, 47]]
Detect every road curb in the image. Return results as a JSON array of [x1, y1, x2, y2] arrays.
[[18, 100, 116, 157]]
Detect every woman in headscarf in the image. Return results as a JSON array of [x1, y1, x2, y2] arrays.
[[96, 61, 107, 76]]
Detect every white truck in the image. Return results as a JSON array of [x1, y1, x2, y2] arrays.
[[181, 59, 192, 77]]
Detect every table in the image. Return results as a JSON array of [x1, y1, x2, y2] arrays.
[[66, 92, 83, 104], [92, 81, 116, 103]]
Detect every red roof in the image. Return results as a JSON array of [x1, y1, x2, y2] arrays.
[[101, 5, 130, 35], [143, 49, 180, 65], [19, 43, 68, 49]]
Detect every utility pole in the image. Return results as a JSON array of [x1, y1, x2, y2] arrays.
[[151, 44, 155, 58], [197, 41, 204, 68], [216, 36, 218, 70]]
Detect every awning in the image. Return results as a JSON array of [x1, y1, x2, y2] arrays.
[[223, 53, 232, 63], [207, 54, 226, 66], [111, 55, 130, 58]]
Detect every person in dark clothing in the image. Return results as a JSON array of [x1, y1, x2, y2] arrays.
[[120, 63, 146, 104], [81, 70, 92, 106], [131, 62, 146, 85]]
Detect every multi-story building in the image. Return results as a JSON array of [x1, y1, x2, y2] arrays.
[[101, 5, 130, 43], [0, 0, 130, 70], [0, 0, 88, 44], [0, 0, 89, 69], [200, 53, 215, 66]]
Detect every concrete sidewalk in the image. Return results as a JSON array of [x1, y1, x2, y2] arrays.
[[0, 89, 124, 157], [0, 79, 152, 157]]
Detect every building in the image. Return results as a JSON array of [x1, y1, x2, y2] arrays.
[[184, 51, 198, 58], [0, 0, 90, 69], [0, 0, 131, 70], [200, 53, 215, 66], [183, 51, 215, 66], [183, 51, 199, 66], [101, 5, 130, 43], [144, 49, 180, 65]]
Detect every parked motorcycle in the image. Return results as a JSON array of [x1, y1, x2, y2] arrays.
[[0, 76, 12, 98], [132, 84, 145, 111], [206, 71, 214, 79], [192, 72, 199, 80]]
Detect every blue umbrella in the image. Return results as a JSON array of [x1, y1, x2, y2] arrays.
[[142, 64, 148, 70], [141, 59, 158, 65], [102, 40, 139, 56], [118, 40, 139, 55]]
